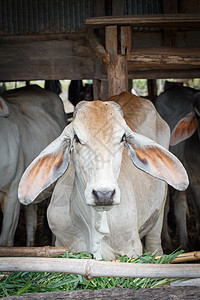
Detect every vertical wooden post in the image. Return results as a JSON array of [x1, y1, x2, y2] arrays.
[[93, 79, 108, 100], [93, 56, 108, 100], [106, 26, 128, 97], [147, 79, 157, 102], [121, 26, 131, 55]]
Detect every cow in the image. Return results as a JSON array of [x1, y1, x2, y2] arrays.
[[68, 80, 93, 107], [154, 85, 200, 250], [44, 80, 62, 96], [18, 92, 188, 260], [0, 85, 66, 246]]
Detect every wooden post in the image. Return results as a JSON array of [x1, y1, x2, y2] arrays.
[[106, 26, 128, 97], [121, 26, 131, 55], [147, 79, 157, 102], [93, 55, 108, 100], [93, 79, 108, 100]]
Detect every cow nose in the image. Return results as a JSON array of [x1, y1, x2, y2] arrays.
[[93, 190, 115, 206]]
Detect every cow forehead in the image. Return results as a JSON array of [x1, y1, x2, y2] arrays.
[[73, 101, 125, 141]]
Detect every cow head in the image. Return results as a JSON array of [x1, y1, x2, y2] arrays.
[[170, 91, 200, 146], [0, 96, 9, 118], [18, 99, 188, 208]]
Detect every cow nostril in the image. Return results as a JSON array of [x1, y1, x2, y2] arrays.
[[92, 189, 115, 206]]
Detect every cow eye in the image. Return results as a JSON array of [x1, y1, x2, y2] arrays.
[[74, 134, 81, 144], [121, 133, 126, 143]]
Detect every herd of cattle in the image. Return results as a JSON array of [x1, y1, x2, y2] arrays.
[[0, 82, 199, 260]]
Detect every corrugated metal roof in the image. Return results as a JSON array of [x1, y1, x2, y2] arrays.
[[0, 0, 164, 36], [0, 0, 95, 35], [124, 0, 163, 15]]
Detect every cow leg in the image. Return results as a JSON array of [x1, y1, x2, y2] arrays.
[[173, 190, 189, 250], [24, 203, 38, 247], [161, 191, 172, 251], [188, 183, 200, 234], [129, 232, 143, 257], [144, 220, 163, 256], [144, 206, 165, 255], [0, 190, 20, 246]]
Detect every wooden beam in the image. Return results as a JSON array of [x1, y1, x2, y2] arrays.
[[87, 29, 110, 64], [1, 257, 200, 278], [147, 79, 157, 102], [93, 79, 108, 100], [0, 247, 68, 258], [121, 26, 131, 55], [0, 37, 94, 81], [128, 69, 200, 79], [85, 14, 200, 28], [127, 47, 200, 69], [106, 26, 118, 56], [106, 26, 128, 97]]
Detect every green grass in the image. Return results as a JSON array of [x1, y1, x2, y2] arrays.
[[0, 250, 184, 298]]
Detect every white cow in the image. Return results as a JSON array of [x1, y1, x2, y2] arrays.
[[19, 92, 188, 260], [0, 85, 66, 246]]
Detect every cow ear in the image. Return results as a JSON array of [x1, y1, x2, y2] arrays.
[[125, 128, 189, 191], [170, 113, 197, 146], [0, 96, 9, 117], [18, 123, 74, 205]]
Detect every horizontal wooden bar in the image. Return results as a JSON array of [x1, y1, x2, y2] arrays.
[[127, 47, 200, 70], [0, 246, 69, 257], [85, 14, 200, 28], [128, 68, 200, 79], [0, 257, 200, 278], [0, 37, 94, 81]]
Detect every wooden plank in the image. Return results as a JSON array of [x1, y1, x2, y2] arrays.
[[147, 79, 157, 101], [0, 38, 94, 81], [128, 69, 200, 79], [106, 26, 128, 96], [121, 26, 131, 55], [128, 47, 200, 56], [3, 287, 200, 300], [132, 31, 200, 49], [87, 29, 110, 64], [0, 246, 68, 257], [105, 26, 118, 56], [85, 14, 200, 28], [127, 47, 200, 69], [93, 79, 108, 100]]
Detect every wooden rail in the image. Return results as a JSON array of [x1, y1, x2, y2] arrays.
[[0, 257, 200, 279], [127, 47, 200, 70], [85, 14, 200, 28]]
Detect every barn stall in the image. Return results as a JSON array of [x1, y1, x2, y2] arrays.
[[0, 0, 200, 298]]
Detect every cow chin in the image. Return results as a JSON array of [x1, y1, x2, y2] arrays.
[[84, 183, 120, 210]]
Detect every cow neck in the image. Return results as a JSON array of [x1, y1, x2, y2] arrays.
[[73, 172, 110, 260]]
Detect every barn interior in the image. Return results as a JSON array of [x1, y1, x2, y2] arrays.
[[0, 0, 200, 252]]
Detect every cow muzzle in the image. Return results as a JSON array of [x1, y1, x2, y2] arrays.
[[92, 189, 115, 206], [85, 183, 120, 208]]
